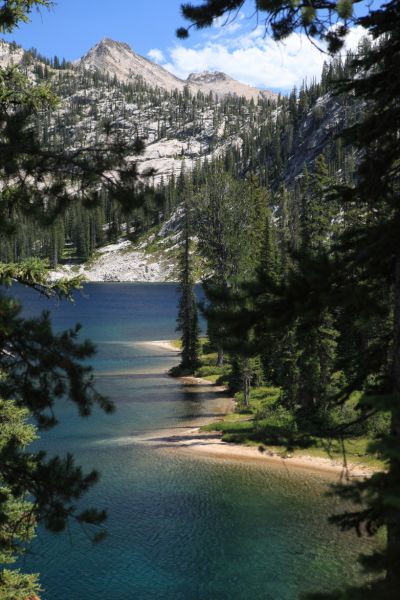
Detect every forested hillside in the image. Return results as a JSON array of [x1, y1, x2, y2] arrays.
[[0, 37, 364, 277]]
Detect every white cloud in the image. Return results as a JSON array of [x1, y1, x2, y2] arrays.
[[212, 11, 245, 33], [154, 23, 368, 92], [147, 48, 165, 64]]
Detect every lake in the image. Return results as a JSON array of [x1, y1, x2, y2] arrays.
[[12, 283, 374, 599]]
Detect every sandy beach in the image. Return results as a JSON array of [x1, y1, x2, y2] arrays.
[[142, 425, 374, 479], [140, 340, 376, 479]]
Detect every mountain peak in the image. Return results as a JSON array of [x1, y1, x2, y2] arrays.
[[82, 38, 136, 62], [187, 69, 276, 102], [79, 38, 184, 91], [98, 37, 126, 46], [94, 38, 133, 53]]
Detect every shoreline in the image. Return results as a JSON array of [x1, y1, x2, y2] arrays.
[[175, 436, 374, 478], [142, 340, 376, 479], [146, 426, 375, 479], [136, 339, 181, 352]]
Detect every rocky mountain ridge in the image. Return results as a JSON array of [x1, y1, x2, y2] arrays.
[[78, 38, 277, 101], [0, 36, 277, 102], [1, 37, 350, 189]]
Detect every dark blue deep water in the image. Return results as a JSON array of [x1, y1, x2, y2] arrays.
[[9, 283, 375, 599]]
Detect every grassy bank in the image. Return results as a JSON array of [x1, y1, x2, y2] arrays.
[[200, 391, 385, 470]]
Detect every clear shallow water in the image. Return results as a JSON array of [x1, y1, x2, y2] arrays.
[[9, 283, 375, 599]]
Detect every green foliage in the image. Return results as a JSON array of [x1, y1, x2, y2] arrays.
[[337, 0, 353, 20], [180, 1, 358, 53], [195, 364, 227, 378], [0, 569, 41, 600], [194, 169, 252, 285], [0, 400, 40, 598], [0, 1, 52, 33]]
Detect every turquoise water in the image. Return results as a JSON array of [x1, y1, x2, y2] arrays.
[[11, 283, 374, 599]]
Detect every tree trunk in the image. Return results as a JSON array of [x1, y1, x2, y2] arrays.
[[237, 357, 252, 409], [217, 345, 224, 367], [243, 366, 251, 409], [387, 252, 400, 586], [51, 235, 58, 269]]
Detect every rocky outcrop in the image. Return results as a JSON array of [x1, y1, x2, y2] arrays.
[[0, 39, 24, 67], [50, 238, 178, 283], [285, 92, 360, 182]]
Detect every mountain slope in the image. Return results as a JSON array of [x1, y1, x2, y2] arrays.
[[0, 34, 356, 195]]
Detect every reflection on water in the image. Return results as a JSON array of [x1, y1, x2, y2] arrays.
[[11, 283, 377, 600]]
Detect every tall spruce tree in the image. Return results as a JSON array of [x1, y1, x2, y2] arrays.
[[195, 168, 244, 366], [176, 190, 200, 373], [256, 208, 281, 385], [201, 175, 269, 405], [295, 156, 339, 422]]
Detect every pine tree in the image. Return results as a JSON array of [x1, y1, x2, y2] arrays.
[[201, 175, 270, 406]]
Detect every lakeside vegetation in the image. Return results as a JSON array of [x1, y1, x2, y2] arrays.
[[171, 338, 387, 471]]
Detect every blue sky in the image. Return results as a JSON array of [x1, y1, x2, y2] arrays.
[[3, 0, 375, 92], [3, 0, 199, 61]]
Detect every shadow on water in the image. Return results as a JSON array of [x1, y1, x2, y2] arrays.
[[148, 434, 222, 448], [96, 372, 172, 379]]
